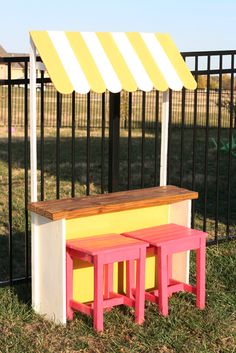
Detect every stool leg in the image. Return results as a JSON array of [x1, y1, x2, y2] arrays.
[[93, 255, 104, 332], [135, 247, 146, 324], [196, 237, 206, 310], [104, 263, 113, 299], [157, 246, 168, 316], [66, 250, 73, 321], [167, 254, 173, 289], [126, 260, 135, 299], [167, 255, 172, 280]]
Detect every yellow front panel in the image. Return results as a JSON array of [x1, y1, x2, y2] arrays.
[[66, 205, 168, 303], [66, 205, 169, 239]]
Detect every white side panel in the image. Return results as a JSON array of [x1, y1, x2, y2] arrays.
[[31, 213, 40, 312], [31, 214, 66, 324], [169, 200, 191, 283], [160, 90, 169, 186]]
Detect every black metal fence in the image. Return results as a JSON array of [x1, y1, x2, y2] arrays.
[[1, 85, 236, 129], [0, 50, 236, 286]]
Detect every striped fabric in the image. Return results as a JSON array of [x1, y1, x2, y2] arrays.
[[30, 31, 197, 94]]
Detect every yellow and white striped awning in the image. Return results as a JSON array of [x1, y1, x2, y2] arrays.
[[30, 31, 196, 94]]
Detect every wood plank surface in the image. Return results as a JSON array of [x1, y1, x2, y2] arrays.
[[67, 233, 148, 255], [28, 185, 198, 221]]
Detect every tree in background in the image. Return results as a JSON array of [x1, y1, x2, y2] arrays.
[[197, 74, 235, 90], [197, 75, 207, 89]]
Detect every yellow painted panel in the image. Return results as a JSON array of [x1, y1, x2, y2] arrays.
[[67, 205, 168, 302], [156, 33, 197, 90], [73, 255, 157, 302], [66, 205, 168, 238]]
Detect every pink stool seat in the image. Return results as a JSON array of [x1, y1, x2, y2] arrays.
[[66, 233, 148, 332], [123, 223, 207, 316]]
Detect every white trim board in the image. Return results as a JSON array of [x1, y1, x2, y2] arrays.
[[31, 213, 66, 324], [169, 200, 191, 284]]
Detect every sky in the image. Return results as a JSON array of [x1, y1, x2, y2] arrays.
[[0, 0, 236, 54]]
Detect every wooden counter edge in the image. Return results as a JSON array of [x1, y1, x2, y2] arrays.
[[28, 188, 198, 221]]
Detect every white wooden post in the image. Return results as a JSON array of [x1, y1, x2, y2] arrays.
[[30, 38, 39, 311], [160, 90, 169, 186], [30, 38, 37, 202]]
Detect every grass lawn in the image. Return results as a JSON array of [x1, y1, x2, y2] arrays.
[[0, 240, 235, 353]]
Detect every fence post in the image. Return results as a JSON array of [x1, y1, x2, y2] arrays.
[[108, 92, 120, 192]]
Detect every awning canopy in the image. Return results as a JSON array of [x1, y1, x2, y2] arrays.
[[30, 31, 196, 94]]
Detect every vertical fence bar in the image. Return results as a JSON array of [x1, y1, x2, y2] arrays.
[[7, 62, 13, 285], [141, 92, 146, 188], [86, 92, 91, 195], [154, 91, 159, 186], [214, 54, 223, 242], [108, 93, 120, 193], [226, 54, 235, 238], [56, 92, 61, 199], [203, 55, 211, 232], [167, 90, 172, 184], [191, 55, 198, 229], [24, 61, 29, 280], [71, 91, 76, 197], [40, 71, 44, 201], [127, 92, 132, 190], [101, 93, 105, 193], [180, 88, 186, 187]]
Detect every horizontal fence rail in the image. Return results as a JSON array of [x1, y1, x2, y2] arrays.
[[0, 50, 235, 286]]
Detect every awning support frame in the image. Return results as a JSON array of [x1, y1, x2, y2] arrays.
[[30, 38, 40, 313], [30, 38, 38, 202], [160, 90, 169, 186]]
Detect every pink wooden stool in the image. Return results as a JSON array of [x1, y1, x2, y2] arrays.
[[123, 223, 207, 316], [66, 233, 148, 332]]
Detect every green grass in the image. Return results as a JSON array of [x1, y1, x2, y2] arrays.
[[0, 240, 235, 353]]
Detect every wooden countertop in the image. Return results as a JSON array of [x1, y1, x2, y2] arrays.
[[28, 185, 198, 221]]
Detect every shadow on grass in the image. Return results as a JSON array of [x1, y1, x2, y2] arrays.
[[13, 282, 32, 306]]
